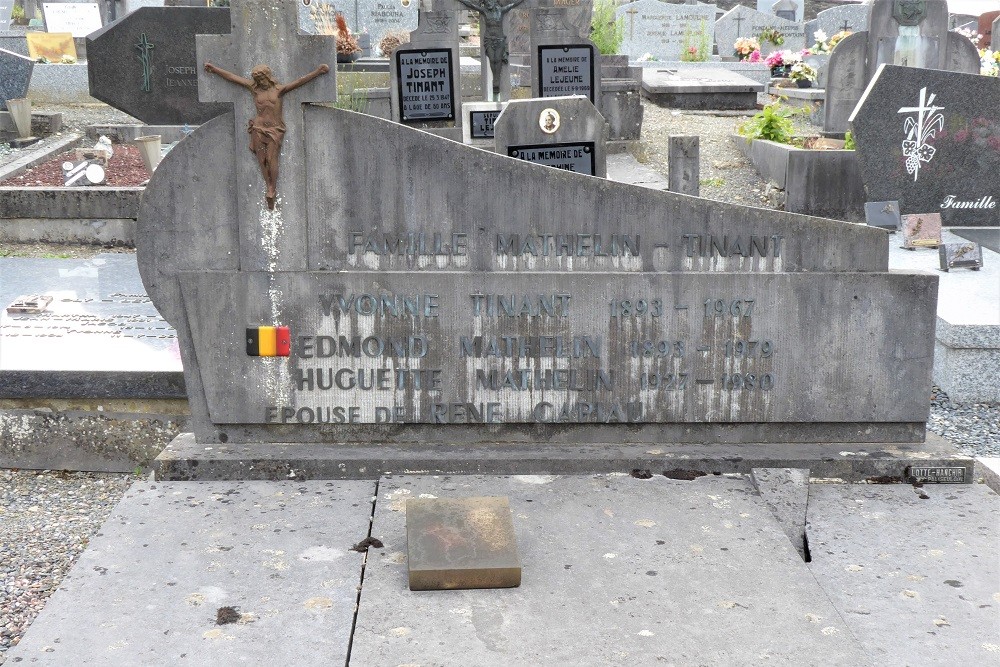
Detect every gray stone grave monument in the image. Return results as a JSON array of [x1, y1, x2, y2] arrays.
[[354, 0, 419, 56], [978, 10, 999, 49], [715, 5, 806, 57], [494, 95, 606, 177], [849, 64, 1000, 227], [389, 8, 462, 136], [138, 2, 939, 457], [0, 47, 34, 110], [615, 0, 718, 63], [87, 6, 231, 125], [805, 3, 870, 45], [531, 6, 601, 106], [823, 0, 981, 134], [756, 0, 802, 23], [0, 0, 13, 32]]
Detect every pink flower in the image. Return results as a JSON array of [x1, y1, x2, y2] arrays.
[[688, 46, 698, 54], [749, 49, 762, 63]]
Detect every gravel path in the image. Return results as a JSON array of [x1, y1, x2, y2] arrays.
[[0, 100, 997, 665]]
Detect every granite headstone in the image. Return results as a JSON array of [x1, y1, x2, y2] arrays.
[[615, 0, 718, 62], [901, 212, 942, 248], [756, 0, 801, 23], [0, 0, 14, 32], [531, 7, 600, 105], [938, 242, 984, 271], [87, 7, 231, 125], [494, 95, 606, 177], [849, 64, 1000, 227], [0, 48, 34, 111], [42, 1, 102, 36], [806, 3, 869, 46], [715, 5, 806, 57], [389, 9, 461, 134], [823, 0, 981, 134], [864, 201, 901, 231], [137, 0, 938, 452], [354, 0, 419, 55]]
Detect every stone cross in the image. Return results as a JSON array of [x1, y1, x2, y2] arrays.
[[733, 15, 744, 37], [197, 0, 337, 273], [626, 6, 639, 39], [840, 19, 850, 32]]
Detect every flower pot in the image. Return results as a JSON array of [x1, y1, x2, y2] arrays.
[[337, 52, 360, 64], [770, 65, 790, 77], [134, 135, 162, 173], [795, 79, 813, 88], [6, 98, 32, 138]]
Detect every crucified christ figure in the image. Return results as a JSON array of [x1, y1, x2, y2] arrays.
[[455, 0, 527, 101], [203, 62, 330, 210]]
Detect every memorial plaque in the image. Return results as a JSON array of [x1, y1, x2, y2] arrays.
[[905, 466, 966, 484], [86, 7, 232, 125], [864, 201, 901, 231], [938, 242, 983, 272], [537, 44, 594, 102], [26, 32, 76, 61], [901, 213, 941, 249], [406, 496, 521, 591], [355, 0, 419, 56], [43, 1, 102, 37], [509, 141, 595, 174], [395, 47, 455, 123], [470, 109, 499, 139]]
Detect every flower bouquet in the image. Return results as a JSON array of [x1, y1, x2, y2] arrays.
[[734, 37, 760, 61], [789, 61, 817, 88], [758, 27, 785, 47]]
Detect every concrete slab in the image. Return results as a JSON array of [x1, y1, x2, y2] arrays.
[[606, 152, 669, 191], [641, 68, 764, 111], [751, 467, 810, 560], [806, 482, 1000, 666], [154, 432, 973, 482], [350, 474, 870, 665], [6, 480, 374, 666]]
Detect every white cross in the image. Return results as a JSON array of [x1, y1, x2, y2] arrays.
[[197, 0, 337, 272]]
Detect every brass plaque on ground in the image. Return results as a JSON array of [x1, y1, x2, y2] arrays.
[[26, 32, 76, 62], [406, 496, 521, 591]]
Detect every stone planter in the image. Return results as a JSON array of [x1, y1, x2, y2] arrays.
[[731, 134, 865, 220]]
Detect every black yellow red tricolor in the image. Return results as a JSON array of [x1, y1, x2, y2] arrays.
[[246, 326, 291, 357]]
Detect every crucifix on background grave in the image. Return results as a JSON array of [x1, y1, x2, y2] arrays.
[[135, 33, 154, 93], [840, 19, 850, 32], [626, 6, 639, 39], [204, 61, 330, 210], [734, 15, 745, 37], [455, 0, 527, 101], [197, 0, 337, 272]]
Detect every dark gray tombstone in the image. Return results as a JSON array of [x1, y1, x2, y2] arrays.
[[850, 64, 1000, 227], [0, 48, 34, 110], [494, 95, 606, 177], [864, 201, 901, 231], [531, 7, 600, 106], [824, 0, 981, 134], [137, 0, 939, 453], [87, 7, 231, 125], [389, 9, 461, 135], [939, 242, 983, 272]]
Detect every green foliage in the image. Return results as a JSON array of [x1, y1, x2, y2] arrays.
[[334, 87, 370, 113], [679, 22, 711, 62], [700, 177, 725, 187], [11, 3, 25, 21], [738, 101, 802, 145], [844, 131, 856, 150], [590, 0, 624, 56]]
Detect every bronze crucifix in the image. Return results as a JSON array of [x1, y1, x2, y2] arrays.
[[203, 62, 330, 210]]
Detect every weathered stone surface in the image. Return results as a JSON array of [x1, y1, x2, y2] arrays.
[[667, 134, 699, 195], [353, 0, 418, 56], [750, 467, 809, 560], [87, 7, 231, 124], [850, 64, 1000, 226], [976, 10, 998, 48], [494, 95, 606, 176], [0, 47, 33, 110], [806, 2, 868, 45], [994, 15, 1000, 49], [615, 0, 718, 62], [6, 480, 372, 665], [715, 5, 806, 57], [641, 67, 762, 110], [824, 0, 982, 134], [0, 0, 13, 32], [864, 200, 901, 230]]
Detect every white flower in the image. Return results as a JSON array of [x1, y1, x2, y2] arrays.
[[813, 29, 828, 43]]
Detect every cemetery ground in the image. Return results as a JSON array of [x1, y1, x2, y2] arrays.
[[1, 97, 999, 664]]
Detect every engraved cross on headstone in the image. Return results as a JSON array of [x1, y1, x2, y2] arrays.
[[840, 19, 850, 32], [626, 6, 639, 39], [733, 15, 745, 37], [197, 0, 337, 272]]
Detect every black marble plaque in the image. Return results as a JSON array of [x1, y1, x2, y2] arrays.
[[508, 142, 596, 175], [536, 45, 594, 102], [86, 7, 231, 125], [469, 109, 499, 139], [396, 48, 455, 123]]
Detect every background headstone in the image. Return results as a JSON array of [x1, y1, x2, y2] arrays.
[[0, 48, 34, 110], [823, 0, 981, 134], [389, 9, 461, 134], [806, 3, 869, 45], [756, 0, 801, 23], [531, 7, 601, 106], [849, 64, 1000, 227], [354, 0, 419, 55], [26, 31, 75, 60], [715, 5, 806, 57], [494, 95, 606, 177], [462, 99, 502, 145], [297, 0, 337, 34], [864, 201, 901, 231], [615, 0, 718, 63], [0, 0, 14, 32], [42, 1, 102, 37], [994, 15, 1000, 50], [770, 0, 799, 23], [87, 7, 231, 125]]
